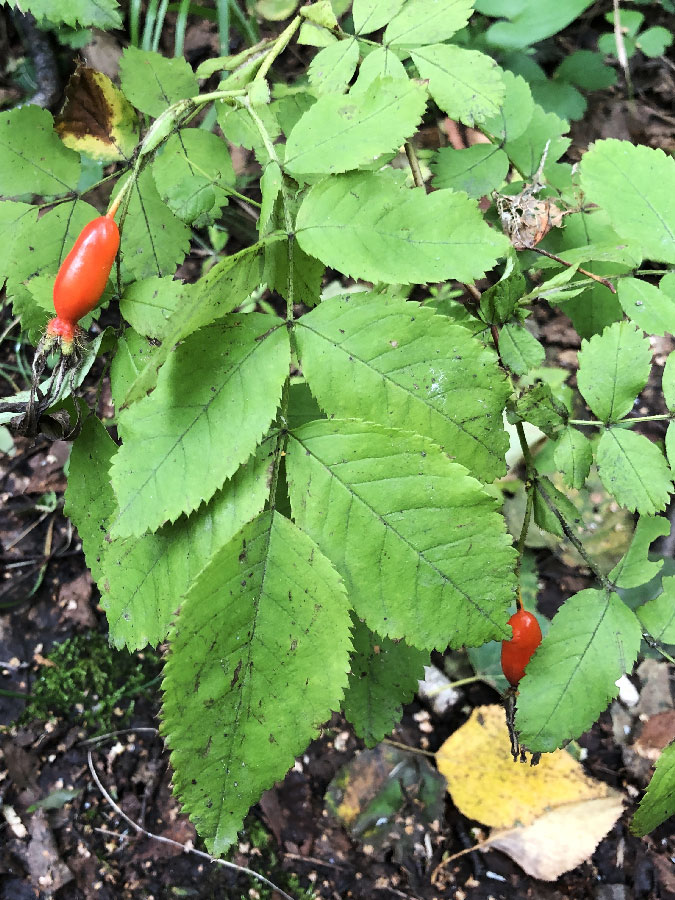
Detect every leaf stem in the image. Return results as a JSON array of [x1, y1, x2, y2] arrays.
[[253, 15, 301, 82], [569, 414, 672, 426], [404, 141, 425, 190], [532, 247, 616, 293]]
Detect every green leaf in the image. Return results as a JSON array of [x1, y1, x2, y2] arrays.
[[5, 0, 121, 30], [119, 47, 199, 118], [637, 26, 673, 58], [667, 422, 675, 472], [352, 47, 408, 93], [119, 243, 265, 407], [102, 446, 273, 650], [259, 162, 282, 235], [663, 350, 675, 412], [110, 314, 289, 537], [485, 0, 595, 50], [478, 256, 524, 324], [431, 144, 509, 199], [481, 70, 534, 143], [286, 420, 517, 649], [352, 0, 405, 34], [533, 475, 581, 538], [610, 516, 670, 590], [631, 740, 675, 836], [383, 0, 473, 48], [343, 617, 428, 747], [412, 45, 504, 127], [217, 101, 280, 164], [161, 510, 352, 854], [64, 416, 118, 585], [498, 322, 545, 375], [555, 50, 617, 91], [576, 322, 651, 423], [152, 130, 235, 225], [296, 171, 509, 285], [0, 201, 38, 286], [287, 380, 325, 428], [284, 76, 427, 176], [118, 168, 191, 282], [580, 140, 675, 265], [597, 428, 673, 516], [617, 277, 675, 337], [515, 589, 642, 752], [119, 276, 195, 340], [0, 106, 80, 198], [295, 292, 510, 481], [110, 329, 156, 412], [637, 576, 675, 645], [308, 39, 360, 93], [554, 427, 593, 490], [503, 103, 570, 182], [510, 382, 567, 438]]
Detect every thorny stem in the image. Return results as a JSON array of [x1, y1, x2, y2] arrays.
[[87, 751, 297, 900], [404, 141, 425, 190]]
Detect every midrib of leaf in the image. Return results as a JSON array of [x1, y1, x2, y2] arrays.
[[289, 430, 504, 632], [285, 89, 420, 169], [605, 428, 661, 504], [0, 137, 76, 195], [115, 325, 283, 529], [413, 46, 499, 106], [298, 318, 499, 465], [386, 1, 462, 44], [527, 591, 610, 745]]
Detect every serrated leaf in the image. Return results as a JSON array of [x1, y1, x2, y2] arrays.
[[102, 445, 273, 650], [617, 277, 675, 337], [161, 510, 352, 854], [259, 162, 282, 236], [481, 70, 534, 143], [663, 350, 675, 412], [0, 201, 38, 285], [533, 475, 581, 538], [352, 0, 405, 34], [343, 617, 428, 747], [119, 47, 199, 118], [119, 276, 195, 340], [64, 416, 118, 584], [478, 256, 525, 324], [352, 47, 408, 93], [110, 329, 156, 413], [667, 422, 675, 471], [217, 99, 280, 164], [6, 0, 121, 29], [498, 322, 545, 375], [576, 322, 651, 423], [119, 243, 265, 407], [554, 427, 593, 490], [55, 66, 139, 163], [118, 168, 191, 282], [515, 589, 642, 752], [152, 129, 235, 225], [510, 383, 566, 438], [308, 39, 360, 93], [412, 45, 504, 127], [610, 516, 670, 590], [631, 740, 675, 836], [285, 76, 427, 176], [597, 428, 673, 516], [295, 292, 509, 481], [296, 171, 509, 284], [431, 144, 509, 198], [503, 103, 570, 181], [637, 576, 675, 645], [286, 420, 517, 649], [383, 0, 473, 48], [0, 106, 80, 198], [580, 141, 675, 265], [110, 314, 289, 537]]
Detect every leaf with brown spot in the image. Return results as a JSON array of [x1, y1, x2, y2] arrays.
[[55, 66, 138, 163]]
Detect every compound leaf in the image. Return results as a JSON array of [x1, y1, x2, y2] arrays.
[[516, 589, 642, 752], [296, 171, 509, 284], [343, 616, 428, 747], [161, 510, 352, 854], [285, 76, 427, 176], [580, 140, 675, 265], [576, 322, 651, 423], [110, 314, 289, 537], [597, 428, 672, 516], [286, 419, 516, 650], [295, 292, 509, 481]]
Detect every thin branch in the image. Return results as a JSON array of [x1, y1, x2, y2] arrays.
[[404, 141, 425, 190], [87, 751, 297, 900]]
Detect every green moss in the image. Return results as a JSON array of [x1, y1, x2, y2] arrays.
[[20, 632, 160, 732]]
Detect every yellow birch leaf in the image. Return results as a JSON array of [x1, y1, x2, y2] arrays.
[[436, 705, 614, 829]]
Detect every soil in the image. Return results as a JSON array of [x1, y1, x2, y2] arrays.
[[1, 2, 675, 899]]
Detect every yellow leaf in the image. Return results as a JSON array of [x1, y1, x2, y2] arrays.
[[436, 705, 613, 829]]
